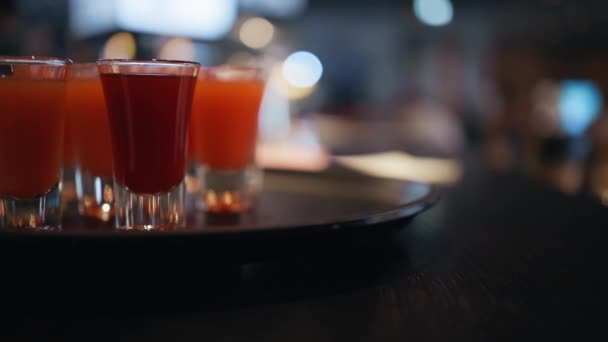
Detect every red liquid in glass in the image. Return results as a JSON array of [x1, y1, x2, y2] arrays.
[[99, 73, 196, 194]]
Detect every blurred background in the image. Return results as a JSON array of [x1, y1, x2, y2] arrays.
[[3, 0, 608, 203]]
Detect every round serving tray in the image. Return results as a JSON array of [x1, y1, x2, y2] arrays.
[[0, 169, 438, 262]]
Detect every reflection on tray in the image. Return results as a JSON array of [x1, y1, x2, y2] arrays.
[[334, 151, 462, 184], [59, 169, 435, 233]]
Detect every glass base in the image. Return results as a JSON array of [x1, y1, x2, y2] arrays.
[[197, 164, 263, 213], [113, 180, 186, 230], [0, 182, 61, 231], [75, 169, 114, 222], [61, 165, 77, 204], [185, 160, 201, 194]]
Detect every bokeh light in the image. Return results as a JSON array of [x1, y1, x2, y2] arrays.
[[413, 0, 454, 27], [101, 32, 136, 59], [281, 51, 323, 88], [335, 151, 463, 184], [115, 0, 236, 40], [239, 17, 275, 49], [558, 80, 603, 136], [271, 65, 316, 100], [158, 37, 195, 61], [239, 0, 308, 18], [227, 52, 257, 67]]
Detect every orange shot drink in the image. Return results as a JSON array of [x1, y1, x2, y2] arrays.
[[61, 108, 77, 204], [66, 63, 114, 222], [185, 123, 201, 194], [0, 56, 70, 230], [190, 66, 265, 213]]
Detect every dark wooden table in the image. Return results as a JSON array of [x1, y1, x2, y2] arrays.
[[2, 155, 607, 341]]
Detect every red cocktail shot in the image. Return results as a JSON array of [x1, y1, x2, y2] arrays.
[[97, 60, 199, 230], [101, 73, 196, 193]]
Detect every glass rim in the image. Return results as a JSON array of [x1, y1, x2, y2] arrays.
[[71, 62, 97, 68], [203, 64, 263, 73], [69, 62, 99, 79], [96, 59, 200, 68], [200, 64, 265, 81], [0, 56, 72, 66]]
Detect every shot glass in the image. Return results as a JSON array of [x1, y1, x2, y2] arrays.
[[0, 56, 70, 230], [97, 59, 199, 230], [62, 111, 77, 205], [190, 66, 265, 213], [66, 63, 114, 222]]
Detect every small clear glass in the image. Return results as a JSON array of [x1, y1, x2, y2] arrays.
[[67, 63, 114, 222], [190, 66, 265, 213], [0, 56, 71, 230], [97, 59, 199, 230]]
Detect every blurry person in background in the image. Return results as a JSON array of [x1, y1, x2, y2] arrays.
[[526, 77, 601, 194], [588, 111, 608, 203], [22, 24, 54, 56], [0, 1, 17, 54], [398, 97, 464, 158], [479, 77, 511, 171], [492, 48, 547, 172]]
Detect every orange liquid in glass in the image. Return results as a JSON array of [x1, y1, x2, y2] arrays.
[[190, 78, 264, 169], [187, 124, 196, 162], [63, 114, 75, 166], [0, 79, 65, 198], [66, 78, 113, 178]]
